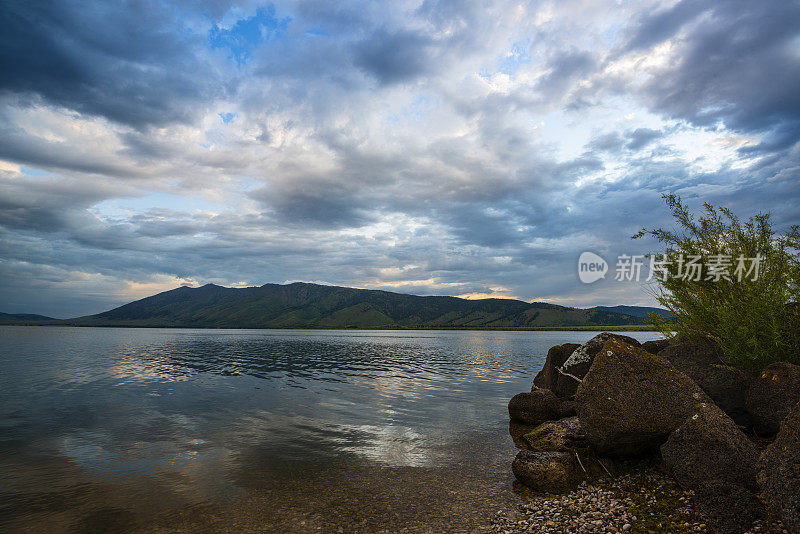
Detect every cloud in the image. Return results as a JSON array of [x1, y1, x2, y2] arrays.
[[536, 49, 597, 104], [352, 29, 435, 84], [0, 0, 229, 129], [251, 177, 376, 229], [209, 6, 289, 65], [0, 0, 798, 317], [616, 0, 800, 153], [625, 128, 662, 151]]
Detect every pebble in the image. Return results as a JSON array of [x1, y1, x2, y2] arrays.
[[745, 518, 792, 534], [487, 462, 789, 534], [489, 481, 641, 534]]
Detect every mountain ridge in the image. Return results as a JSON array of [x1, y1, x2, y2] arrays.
[[0, 312, 58, 324], [48, 282, 663, 328], [586, 305, 673, 319]]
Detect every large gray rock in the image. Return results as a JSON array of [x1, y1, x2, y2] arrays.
[[575, 337, 710, 455], [508, 389, 562, 426], [533, 343, 580, 391], [661, 402, 759, 493], [512, 450, 583, 493], [554, 333, 641, 398], [659, 343, 752, 426], [700, 364, 753, 426], [758, 400, 800, 533], [747, 362, 800, 435], [660, 395, 764, 533], [659, 342, 725, 370]]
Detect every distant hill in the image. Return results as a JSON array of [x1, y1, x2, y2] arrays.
[[60, 282, 652, 329], [587, 305, 672, 319], [0, 312, 58, 324]]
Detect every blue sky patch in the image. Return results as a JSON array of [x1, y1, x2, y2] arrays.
[[208, 6, 290, 65], [218, 112, 237, 124], [499, 39, 532, 75]]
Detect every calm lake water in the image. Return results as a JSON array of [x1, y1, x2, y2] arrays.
[[0, 327, 658, 533]]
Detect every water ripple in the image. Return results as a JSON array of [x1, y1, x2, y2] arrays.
[[0, 327, 658, 531]]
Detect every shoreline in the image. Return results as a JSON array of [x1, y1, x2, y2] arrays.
[[489, 457, 787, 533], [0, 323, 660, 331], [504, 332, 797, 533]]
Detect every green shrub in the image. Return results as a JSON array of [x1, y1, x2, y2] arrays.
[[634, 194, 800, 374]]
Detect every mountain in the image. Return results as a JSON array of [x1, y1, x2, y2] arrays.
[[587, 305, 672, 319], [0, 312, 58, 324], [62, 282, 652, 328]]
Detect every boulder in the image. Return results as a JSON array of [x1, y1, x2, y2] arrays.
[[508, 389, 562, 426], [512, 450, 583, 493], [747, 362, 800, 435], [700, 364, 752, 427], [554, 333, 641, 398], [659, 343, 752, 426], [641, 339, 670, 355], [575, 337, 710, 455], [533, 343, 580, 391], [758, 400, 800, 533], [660, 402, 759, 493], [661, 402, 763, 532], [659, 342, 725, 370], [522, 416, 588, 452], [508, 420, 534, 450], [693, 482, 765, 534], [555, 399, 577, 418]]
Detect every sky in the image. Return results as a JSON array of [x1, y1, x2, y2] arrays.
[[1, 0, 799, 318]]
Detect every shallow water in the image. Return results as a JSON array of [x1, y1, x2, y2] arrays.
[[0, 327, 658, 533]]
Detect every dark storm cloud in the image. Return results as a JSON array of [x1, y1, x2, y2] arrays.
[[0, 175, 135, 233], [586, 128, 669, 155], [536, 49, 597, 102], [623, 0, 706, 53], [625, 128, 662, 151], [588, 132, 624, 153], [251, 179, 375, 229], [0, 0, 226, 129], [352, 29, 435, 84], [251, 35, 359, 88], [292, 0, 375, 32], [117, 132, 176, 161], [619, 0, 800, 153], [0, 118, 145, 178], [248, 1, 482, 91]]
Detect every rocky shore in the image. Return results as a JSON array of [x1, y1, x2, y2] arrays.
[[489, 460, 789, 534], [503, 333, 800, 533]]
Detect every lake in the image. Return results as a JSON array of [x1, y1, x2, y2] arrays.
[[0, 327, 659, 533]]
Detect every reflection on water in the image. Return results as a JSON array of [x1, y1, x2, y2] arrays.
[[0, 327, 658, 532]]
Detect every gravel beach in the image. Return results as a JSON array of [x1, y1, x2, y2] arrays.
[[488, 460, 788, 534]]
